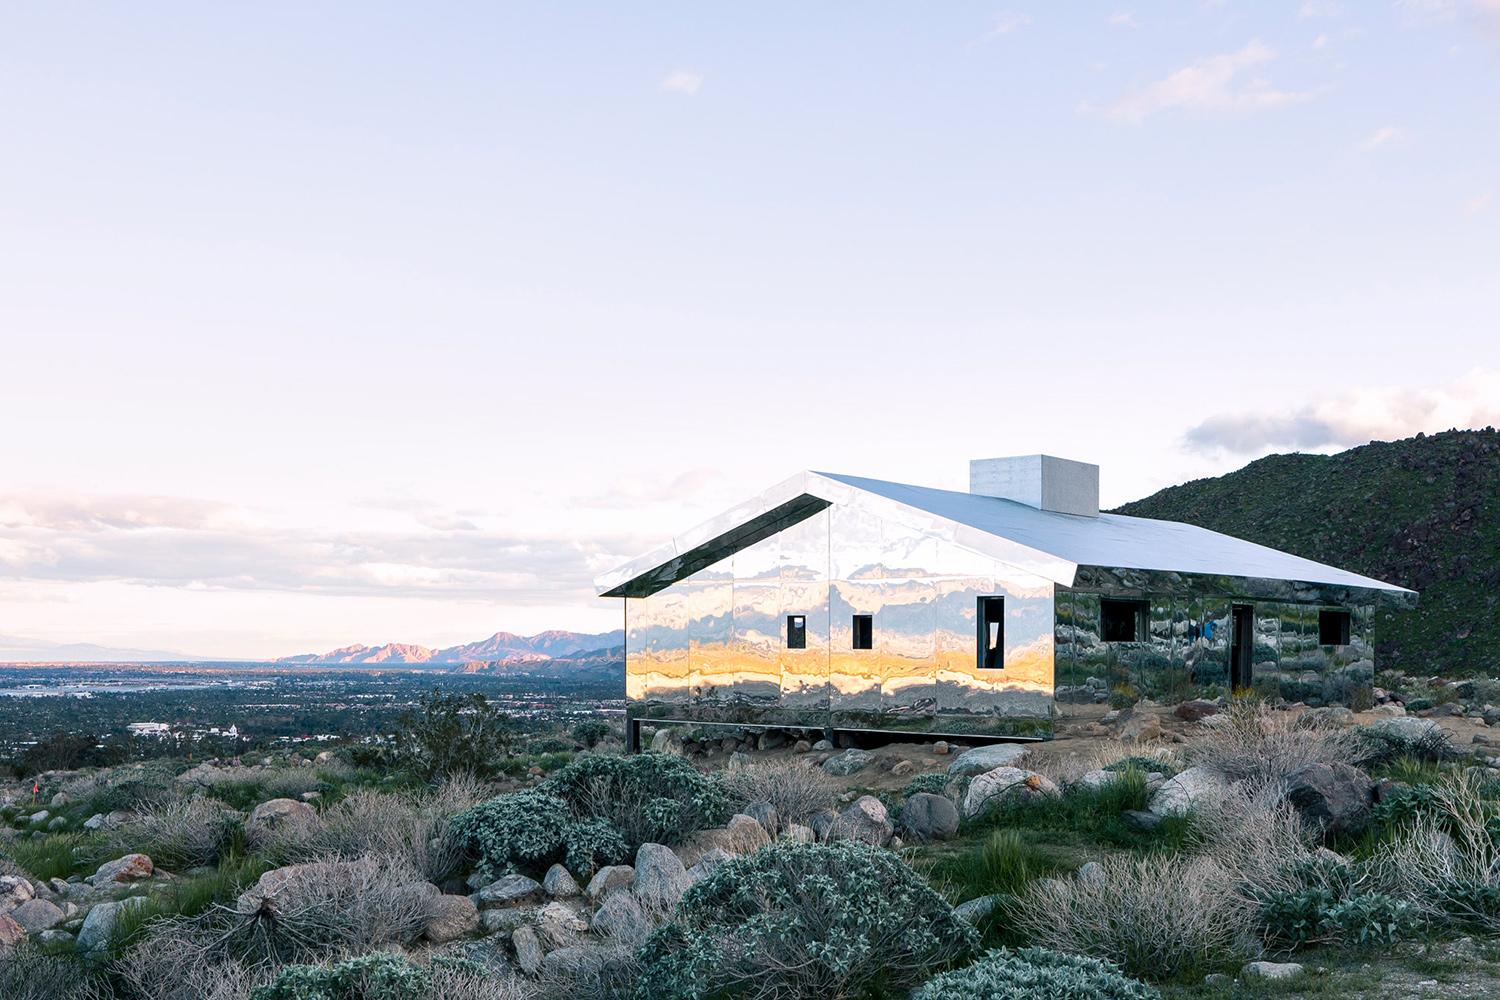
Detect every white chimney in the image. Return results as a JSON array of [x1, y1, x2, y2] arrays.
[[969, 455, 1100, 517]]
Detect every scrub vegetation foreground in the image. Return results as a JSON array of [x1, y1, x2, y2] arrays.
[[8, 685, 1500, 999]]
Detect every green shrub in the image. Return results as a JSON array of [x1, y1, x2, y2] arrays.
[[451, 789, 574, 881], [1103, 757, 1178, 779], [1435, 879, 1500, 932], [971, 830, 1064, 900], [392, 690, 514, 781], [902, 773, 952, 798], [107, 797, 241, 869], [540, 752, 728, 848], [3, 833, 96, 880], [1370, 784, 1444, 830], [637, 839, 976, 1000], [253, 953, 430, 1000], [1355, 725, 1457, 768], [1257, 888, 1335, 950], [1403, 698, 1434, 713], [911, 947, 1160, 1000], [1322, 893, 1418, 948], [571, 720, 613, 748]]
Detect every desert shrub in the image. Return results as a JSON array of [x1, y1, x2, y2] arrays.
[[127, 853, 434, 974], [261, 777, 484, 883], [206, 770, 330, 811], [563, 817, 631, 875], [1102, 756, 1179, 779], [1257, 888, 1336, 950], [393, 690, 514, 781], [1370, 783, 1445, 831], [113, 937, 268, 1000], [1354, 724, 1458, 768], [107, 796, 241, 869], [1189, 701, 1356, 784], [451, 789, 575, 881], [1435, 879, 1500, 932], [1013, 853, 1255, 981], [721, 757, 837, 826], [1323, 893, 1418, 948], [902, 772, 953, 798], [251, 953, 517, 1000], [62, 762, 180, 814], [536, 946, 639, 1000], [572, 720, 614, 749], [541, 753, 729, 847], [637, 839, 977, 1000], [0, 945, 109, 1000], [911, 947, 1160, 1000]]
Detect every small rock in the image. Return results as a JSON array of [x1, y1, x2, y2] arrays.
[[822, 748, 875, 776], [808, 807, 839, 841], [591, 888, 651, 944], [890, 759, 915, 777], [1148, 766, 1229, 817], [472, 873, 543, 909], [512, 924, 545, 976], [946, 743, 1031, 777], [743, 801, 779, 837], [792, 740, 811, 754], [423, 894, 479, 944], [8, 898, 65, 934], [784, 823, 815, 843], [0, 875, 36, 912], [650, 728, 681, 754], [585, 865, 634, 900], [1242, 961, 1303, 981], [963, 767, 1060, 818], [82, 813, 107, 831], [0, 913, 24, 950], [535, 900, 590, 949], [89, 854, 153, 885], [75, 897, 150, 954], [1122, 810, 1162, 832], [898, 793, 959, 842], [1174, 699, 1221, 722], [1077, 862, 1105, 886], [632, 843, 690, 912], [953, 895, 1001, 923], [1285, 762, 1375, 839], [932, 741, 950, 755], [245, 798, 316, 846], [812, 739, 833, 751], [481, 905, 536, 935], [541, 943, 626, 979], [543, 864, 581, 899], [833, 795, 893, 846]]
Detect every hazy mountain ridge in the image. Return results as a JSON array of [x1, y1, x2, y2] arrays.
[[1115, 428, 1500, 675], [277, 629, 625, 665]]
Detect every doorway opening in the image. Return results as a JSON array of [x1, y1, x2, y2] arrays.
[[1230, 604, 1254, 693]]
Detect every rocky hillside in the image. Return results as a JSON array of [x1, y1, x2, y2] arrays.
[[1116, 428, 1500, 675]]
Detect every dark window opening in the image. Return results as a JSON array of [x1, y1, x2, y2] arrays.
[[1101, 598, 1148, 643], [852, 614, 873, 650], [977, 596, 1005, 669], [1319, 609, 1351, 646], [786, 615, 806, 649]]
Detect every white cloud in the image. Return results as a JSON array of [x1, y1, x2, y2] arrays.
[[1312, 33, 1330, 48], [1108, 11, 1140, 28], [1465, 191, 1494, 215], [1183, 369, 1500, 455], [986, 11, 1033, 37], [1298, 0, 1342, 18], [1360, 125, 1404, 150], [1090, 40, 1312, 124], [659, 70, 703, 95]]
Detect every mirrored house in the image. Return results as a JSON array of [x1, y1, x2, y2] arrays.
[[596, 456, 1418, 748]]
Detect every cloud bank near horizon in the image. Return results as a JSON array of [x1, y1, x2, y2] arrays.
[[1183, 369, 1500, 456]]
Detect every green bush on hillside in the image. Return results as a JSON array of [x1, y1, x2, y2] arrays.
[[540, 752, 728, 848], [636, 839, 976, 1000], [450, 789, 577, 881], [911, 947, 1160, 1000], [251, 953, 494, 1000]]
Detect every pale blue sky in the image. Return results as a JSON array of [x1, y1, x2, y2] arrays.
[[2, 2, 1497, 658]]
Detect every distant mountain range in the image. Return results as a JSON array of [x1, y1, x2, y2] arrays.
[[0, 634, 199, 664], [276, 629, 625, 665]]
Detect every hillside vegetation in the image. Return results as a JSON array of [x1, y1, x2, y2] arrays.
[[1116, 428, 1500, 676]]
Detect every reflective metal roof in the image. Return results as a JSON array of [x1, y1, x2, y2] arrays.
[[596, 470, 1416, 599]]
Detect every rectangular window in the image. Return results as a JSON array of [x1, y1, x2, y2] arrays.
[[1319, 609, 1351, 646], [852, 614, 873, 650], [977, 596, 1005, 669], [786, 615, 806, 649], [1101, 598, 1148, 643]]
